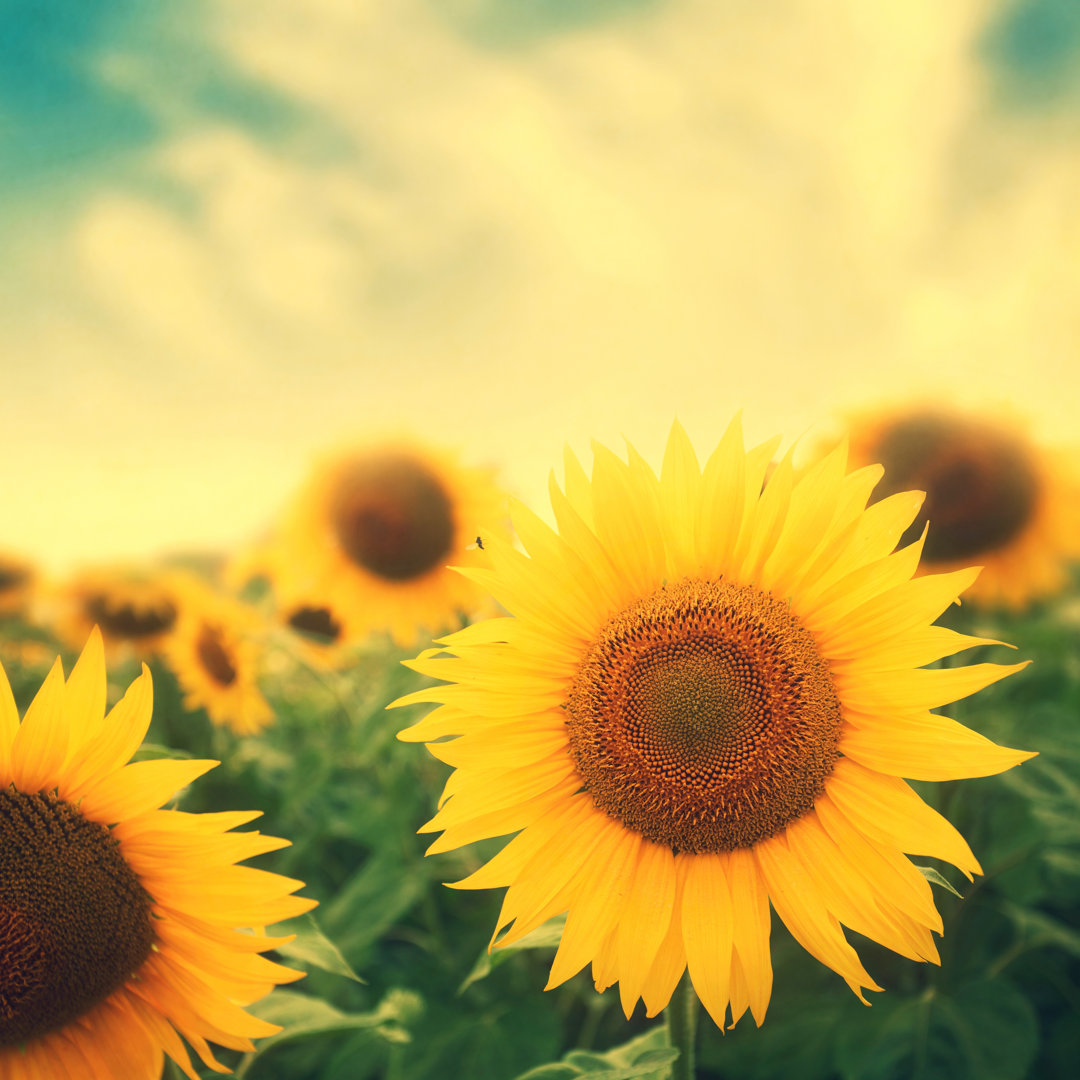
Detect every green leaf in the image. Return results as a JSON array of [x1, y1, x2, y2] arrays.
[[237, 989, 418, 1078], [998, 900, 1080, 958], [915, 864, 964, 898], [1043, 848, 1080, 877], [835, 980, 1037, 1080], [131, 741, 194, 761], [512, 1067, 582, 1080], [459, 914, 567, 993], [563, 1052, 614, 1070], [512, 1026, 677, 1080], [408, 998, 562, 1080], [273, 913, 365, 983]]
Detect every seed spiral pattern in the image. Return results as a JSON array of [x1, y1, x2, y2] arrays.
[[330, 455, 455, 582], [872, 412, 1040, 562], [566, 579, 843, 853], [0, 790, 153, 1047]]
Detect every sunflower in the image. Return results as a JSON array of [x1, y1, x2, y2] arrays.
[[53, 566, 185, 659], [279, 593, 355, 671], [247, 439, 506, 647], [395, 419, 1033, 1028], [0, 552, 36, 617], [842, 405, 1080, 609], [164, 582, 273, 736], [0, 628, 315, 1078]]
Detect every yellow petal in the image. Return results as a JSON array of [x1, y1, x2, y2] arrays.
[[798, 531, 924, 629], [786, 811, 936, 962], [759, 441, 849, 597], [735, 450, 795, 584], [807, 488, 925, 601], [727, 951, 751, 1028], [546, 821, 642, 989], [697, 415, 751, 576], [839, 710, 1036, 780], [816, 568, 981, 659], [755, 834, 881, 1000], [681, 852, 734, 1030], [427, 777, 579, 856], [659, 419, 702, 579], [10, 656, 67, 794], [616, 840, 677, 1017], [641, 857, 689, 1018], [813, 795, 941, 932], [0, 660, 20, 783], [837, 661, 1028, 713], [78, 758, 218, 823], [727, 846, 773, 1026], [494, 800, 608, 948], [589, 441, 666, 599], [834, 626, 1008, 674], [825, 758, 981, 877], [420, 756, 578, 833], [62, 626, 107, 756], [62, 664, 153, 800]]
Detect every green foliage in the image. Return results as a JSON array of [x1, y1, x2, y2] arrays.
[[512, 1027, 678, 1080], [274, 913, 367, 983], [835, 980, 1038, 1080], [916, 865, 965, 899], [3, 568, 1080, 1079], [460, 914, 567, 993]]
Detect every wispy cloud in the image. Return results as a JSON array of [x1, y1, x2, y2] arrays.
[[2, 0, 1078, 567]]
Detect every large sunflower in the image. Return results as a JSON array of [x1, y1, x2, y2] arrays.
[[243, 440, 506, 647], [0, 628, 314, 1077], [843, 405, 1080, 609], [163, 582, 274, 736], [396, 419, 1033, 1028]]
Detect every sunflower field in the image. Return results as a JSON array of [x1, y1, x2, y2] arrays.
[[2, 414, 1079, 1080]]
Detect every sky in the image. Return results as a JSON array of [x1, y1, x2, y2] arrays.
[[2, 0, 1079, 571]]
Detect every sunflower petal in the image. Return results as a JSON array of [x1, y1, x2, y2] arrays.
[[681, 853, 734, 1029], [10, 656, 67, 794]]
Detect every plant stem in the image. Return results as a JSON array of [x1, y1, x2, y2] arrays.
[[667, 973, 698, 1080]]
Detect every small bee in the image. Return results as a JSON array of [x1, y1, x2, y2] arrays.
[[474, 535, 485, 550]]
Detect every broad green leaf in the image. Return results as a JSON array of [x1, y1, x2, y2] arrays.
[[273, 913, 365, 983], [512, 1026, 677, 1080], [512, 1067, 582, 1080], [237, 990, 418, 1078], [459, 914, 567, 993]]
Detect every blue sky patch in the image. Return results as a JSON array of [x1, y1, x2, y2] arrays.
[[981, 0, 1080, 104]]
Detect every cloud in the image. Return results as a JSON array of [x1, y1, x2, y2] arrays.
[[2, 0, 1078, 567]]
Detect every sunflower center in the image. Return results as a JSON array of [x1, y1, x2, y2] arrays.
[[0, 789, 153, 1047], [0, 565, 30, 592], [287, 605, 343, 644], [565, 579, 843, 854], [872, 413, 1039, 562], [330, 455, 455, 582], [197, 623, 238, 686], [84, 594, 178, 640]]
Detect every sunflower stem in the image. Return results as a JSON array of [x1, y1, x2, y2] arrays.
[[666, 973, 698, 1080]]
